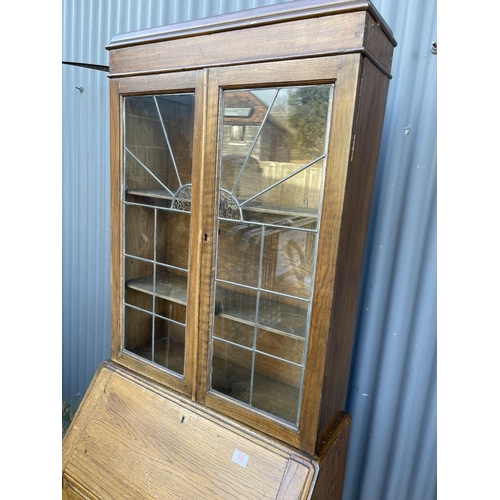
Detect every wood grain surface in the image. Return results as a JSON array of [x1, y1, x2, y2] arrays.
[[63, 363, 317, 500]]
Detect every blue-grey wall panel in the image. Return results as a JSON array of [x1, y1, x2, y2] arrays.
[[343, 0, 437, 498], [62, 0, 436, 498], [62, 63, 111, 414]]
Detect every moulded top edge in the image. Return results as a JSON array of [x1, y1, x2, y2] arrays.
[[105, 0, 396, 51]]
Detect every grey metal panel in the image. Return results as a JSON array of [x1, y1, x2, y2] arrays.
[[62, 62, 111, 414], [343, 0, 437, 498], [62, 0, 436, 498]]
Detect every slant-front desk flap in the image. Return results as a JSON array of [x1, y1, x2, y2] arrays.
[[62, 362, 316, 500]]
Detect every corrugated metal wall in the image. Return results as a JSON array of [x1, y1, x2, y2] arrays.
[[62, 1, 436, 498], [343, 0, 437, 498]]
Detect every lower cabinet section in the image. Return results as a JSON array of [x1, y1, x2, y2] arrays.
[[62, 361, 351, 500]]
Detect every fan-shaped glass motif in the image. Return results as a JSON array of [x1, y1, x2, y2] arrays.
[[172, 185, 192, 212]]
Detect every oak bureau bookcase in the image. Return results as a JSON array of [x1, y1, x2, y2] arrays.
[[62, 1, 396, 498]]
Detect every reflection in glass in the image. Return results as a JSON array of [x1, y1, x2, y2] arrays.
[[255, 328, 304, 365], [257, 291, 308, 337], [213, 315, 254, 348], [211, 339, 252, 405], [211, 84, 334, 426], [156, 210, 190, 269], [153, 316, 185, 374], [122, 93, 195, 378], [261, 227, 317, 300], [216, 221, 261, 288], [214, 284, 258, 326], [252, 353, 301, 422]]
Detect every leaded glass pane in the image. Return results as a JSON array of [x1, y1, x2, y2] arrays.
[[210, 84, 334, 426], [122, 93, 195, 378]]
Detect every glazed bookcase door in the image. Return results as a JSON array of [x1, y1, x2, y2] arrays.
[[211, 83, 332, 424], [198, 57, 360, 450], [111, 71, 205, 396]]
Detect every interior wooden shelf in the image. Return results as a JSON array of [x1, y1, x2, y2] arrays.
[[126, 272, 307, 338], [241, 203, 318, 220], [215, 290, 307, 338], [127, 189, 318, 220], [126, 271, 188, 305], [127, 188, 173, 200]]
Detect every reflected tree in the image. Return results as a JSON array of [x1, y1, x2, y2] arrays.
[[286, 86, 331, 157]]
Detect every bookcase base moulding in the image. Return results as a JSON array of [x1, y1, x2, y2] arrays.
[[63, 0, 395, 498]]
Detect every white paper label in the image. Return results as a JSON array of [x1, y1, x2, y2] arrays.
[[232, 449, 249, 467]]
